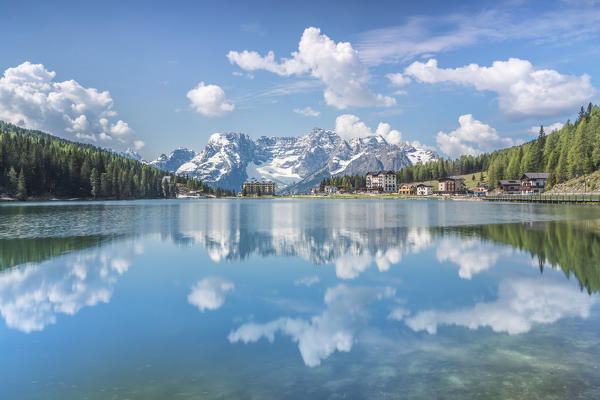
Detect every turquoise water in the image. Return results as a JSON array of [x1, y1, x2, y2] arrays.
[[1, 199, 599, 399]]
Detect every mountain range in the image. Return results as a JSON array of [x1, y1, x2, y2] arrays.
[[148, 128, 437, 193]]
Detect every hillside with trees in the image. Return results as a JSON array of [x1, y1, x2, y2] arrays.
[[0, 121, 234, 200], [320, 104, 600, 191]]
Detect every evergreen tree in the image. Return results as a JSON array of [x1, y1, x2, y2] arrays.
[[8, 166, 17, 194], [90, 168, 100, 198], [16, 168, 27, 200]]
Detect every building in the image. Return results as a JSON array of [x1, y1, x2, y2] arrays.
[[310, 187, 321, 195], [473, 186, 488, 197], [416, 184, 434, 196], [366, 171, 397, 193], [398, 183, 416, 195], [242, 180, 275, 196], [438, 176, 465, 193], [520, 172, 550, 195], [499, 180, 521, 194], [324, 185, 338, 195]]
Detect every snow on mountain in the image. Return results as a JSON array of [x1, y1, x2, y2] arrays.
[[151, 128, 438, 193], [117, 148, 143, 161], [147, 147, 196, 172]]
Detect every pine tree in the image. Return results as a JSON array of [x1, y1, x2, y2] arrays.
[[16, 168, 27, 200], [90, 168, 100, 198], [8, 166, 18, 194]]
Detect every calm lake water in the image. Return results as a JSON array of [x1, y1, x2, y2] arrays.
[[1, 199, 600, 399]]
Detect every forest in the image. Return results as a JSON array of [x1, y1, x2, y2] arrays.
[[321, 104, 600, 190], [0, 121, 235, 200]]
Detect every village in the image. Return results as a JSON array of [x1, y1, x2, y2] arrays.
[[234, 171, 551, 198], [309, 171, 550, 197]]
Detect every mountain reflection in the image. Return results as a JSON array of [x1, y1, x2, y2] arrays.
[[171, 203, 600, 292]]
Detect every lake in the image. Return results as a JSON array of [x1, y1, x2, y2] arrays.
[[1, 199, 599, 399]]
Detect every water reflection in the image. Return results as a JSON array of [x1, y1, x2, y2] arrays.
[[405, 276, 596, 335], [1, 200, 599, 371], [228, 285, 396, 367], [187, 277, 235, 312], [0, 244, 137, 333]]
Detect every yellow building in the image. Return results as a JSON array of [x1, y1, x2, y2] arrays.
[[398, 183, 416, 195]]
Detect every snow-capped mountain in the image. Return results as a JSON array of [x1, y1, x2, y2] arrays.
[[147, 147, 196, 172], [149, 128, 437, 193], [117, 148, 143, 161]]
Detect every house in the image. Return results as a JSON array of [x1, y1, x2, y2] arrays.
[[366, 171, 397, 193], [499, 180, 521, 194], [438, 176, 465, 193], [324, 185, 338, 195], [520, 172, 550, 195], [311, 187, 321, 195], [416, 184, 434, 196], [398, 183, 416, 195], [242, 180, 276, 196], [473, 186, 488, 197]]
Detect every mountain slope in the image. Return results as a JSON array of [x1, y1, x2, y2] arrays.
[[150, 128, 437, 193]]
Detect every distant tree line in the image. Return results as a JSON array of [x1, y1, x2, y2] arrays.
[[322, 104, 600, 190], [320, 175, 366, 191], [0, 121, 235, 200]]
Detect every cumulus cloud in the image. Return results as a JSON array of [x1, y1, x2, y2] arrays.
[[227, 27, 396, 109], [335, 114, 403, 145], [186, 82, 235, 117], [404, 58, 596, 119], [405, 277, 596, 335], [436, 114, 513, 158], [187, 277, 235, 312], [0, 249, 133, 333], [293, 106, 320, 117], [529, 122, 564, 135], [387, 73, 411, 86], [228, 284, 395, 367], [0, 61, 141, 148]]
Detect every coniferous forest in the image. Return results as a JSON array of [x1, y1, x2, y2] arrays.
[[396, 104, 600, 188], [321, 104, 600, 190], [0, 121, 234, 200]]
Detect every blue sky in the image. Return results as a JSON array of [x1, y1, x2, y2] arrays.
[[0, 0, 599, 159]]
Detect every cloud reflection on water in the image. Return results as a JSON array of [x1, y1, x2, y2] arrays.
[[406, 276, 596, 335], [0, 248, 134, 333], [228, 284, 396, 367], [187, 277, 235, 312]]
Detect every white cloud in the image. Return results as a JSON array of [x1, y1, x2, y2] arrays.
[[0, 61, 140, 148], [186, 82, 235, 117], [133, 140, 145, 150], [228, 284, 395, 367], [109, 120, 133, 136], [436, 114, 514, 158], [405, 277, 596, 335], [387, 73, 411, 86], [293, 106, 320, 117], [405, 58, 596, 119], [335, 114, 403, 145], [227, 27, 396, 109], [187, 277, 234, 312], [529, 122, 564, 135], [294, 276, 320, 287]]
